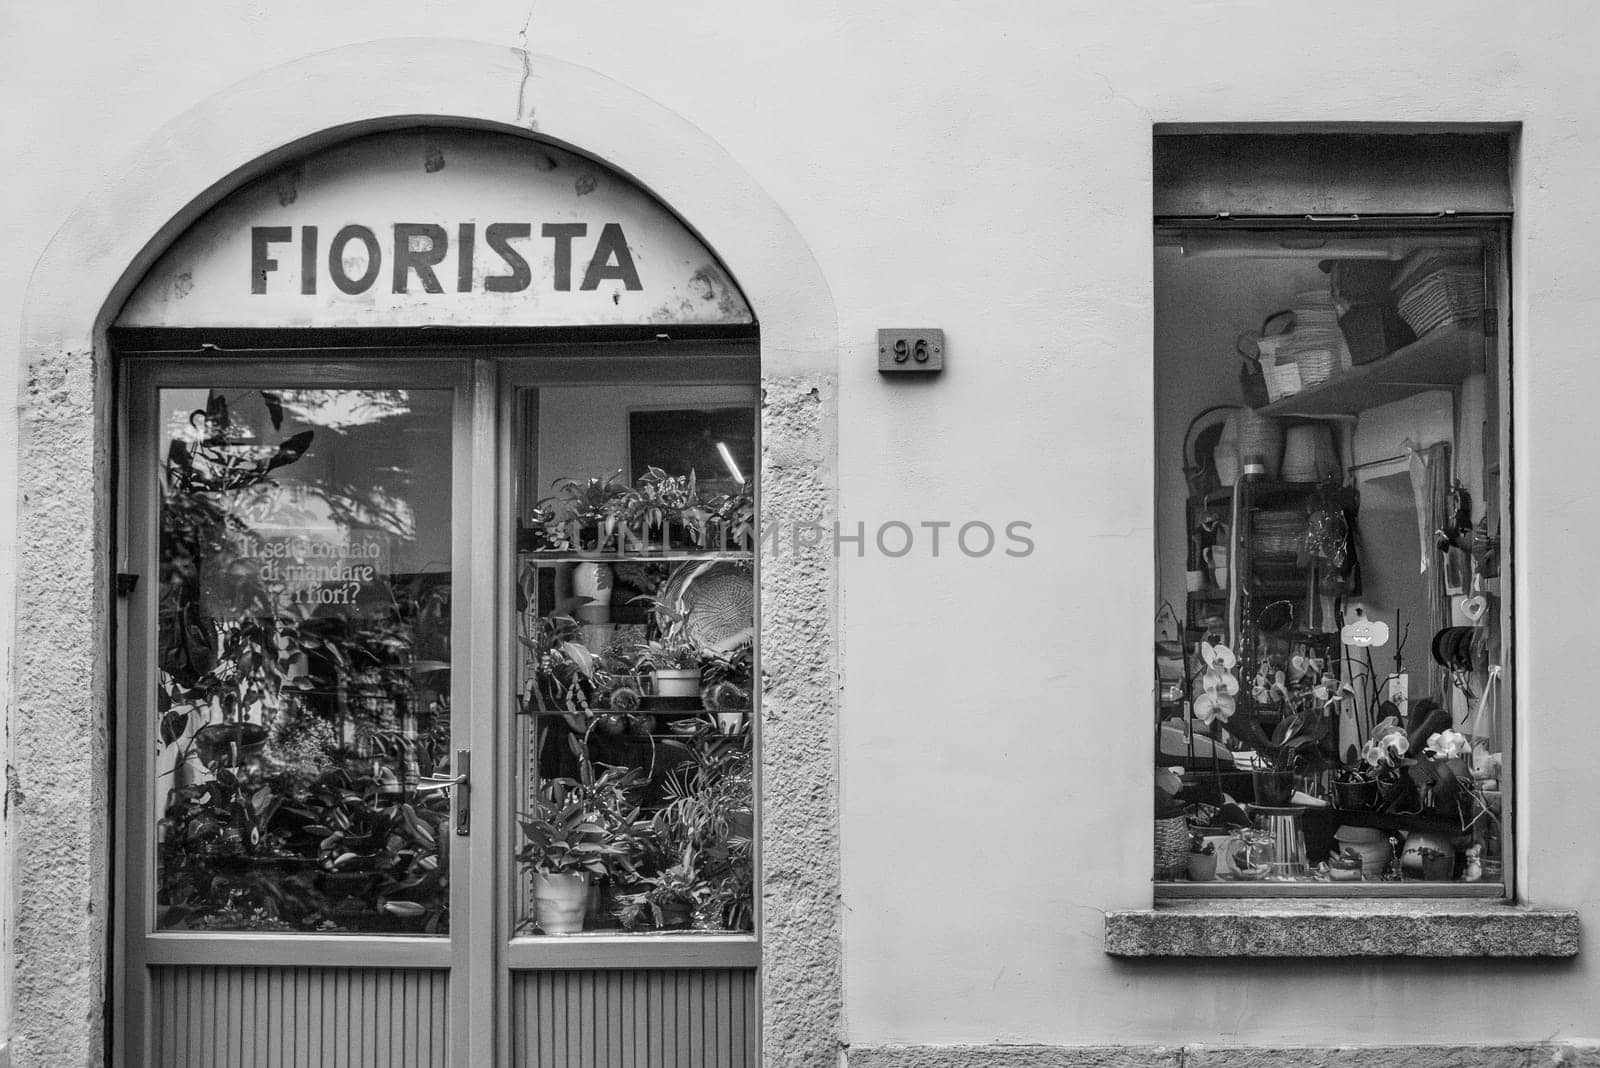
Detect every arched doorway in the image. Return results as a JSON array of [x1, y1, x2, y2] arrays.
[[15, 45, 838, 1066], [113, 127, 764, 1065]]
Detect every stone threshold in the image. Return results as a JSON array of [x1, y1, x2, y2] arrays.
[[1104, 898, 1579, 957], [847, 1043, 1600, 1067]]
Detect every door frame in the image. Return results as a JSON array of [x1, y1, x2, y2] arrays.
[[116, 356, 489, 1065]]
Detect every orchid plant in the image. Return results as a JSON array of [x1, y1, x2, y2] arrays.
[[1191, 640, 1239, 727]]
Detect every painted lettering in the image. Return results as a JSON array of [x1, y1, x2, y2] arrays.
[[250, 226, 291, 294], [299, 226, 318, 295], [393, 223, 448, 294], [456, 223, 475, 293], [328, 225, 381, 294], [542, 223, 587, 291], [248, 221, 643, 296], [580, 222, 643, 291], [484, 223, 532, 293]]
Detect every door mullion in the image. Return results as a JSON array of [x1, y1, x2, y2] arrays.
[[461, 358, 502, 1067]]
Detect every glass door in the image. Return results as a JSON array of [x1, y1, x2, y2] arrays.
[[117, 352, 761, 1066], [118, 359, 490, 1066], [495, 354, 760, 1066]]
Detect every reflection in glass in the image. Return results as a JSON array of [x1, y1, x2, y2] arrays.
[[154, 388, 453, 934]]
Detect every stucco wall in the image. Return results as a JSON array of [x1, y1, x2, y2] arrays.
[[8, 1, 1600, 1063]]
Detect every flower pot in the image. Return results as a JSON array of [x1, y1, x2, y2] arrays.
[[1251, 767, 1295, 806], [1400, 832, 1456, 881], [652, 668, 702, 700], [1186, 852, 1217, 881], [532, 871, 590, 934], [1333, 825, 1392, 880], [1332, 777, 1378, 810]]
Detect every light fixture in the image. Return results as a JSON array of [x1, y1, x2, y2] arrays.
[[716, 441, 745, 484]]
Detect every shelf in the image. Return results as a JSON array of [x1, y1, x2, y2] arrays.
[[520, 549, 754, 563], [1202, 481, 1322, 508], [523, 708, 749, 718], [1254, 318, 1486, 418]]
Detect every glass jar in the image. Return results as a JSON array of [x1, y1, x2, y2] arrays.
[[1226, 828, 1277, 880]]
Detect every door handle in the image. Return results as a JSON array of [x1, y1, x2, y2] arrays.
[[419, 749, 471, 836], [454, 749, 470, 836]]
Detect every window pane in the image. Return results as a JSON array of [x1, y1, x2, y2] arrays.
[[513, 387, 756, 936], [154, 387, 454, 933], [1153, 228, 1508, 890]]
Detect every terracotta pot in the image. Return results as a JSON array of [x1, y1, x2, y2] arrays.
[[532, 871, 590, 934], [1186, 852, 1217, 881]]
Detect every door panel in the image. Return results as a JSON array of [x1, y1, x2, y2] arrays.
[[120, 362, 476, 1067]]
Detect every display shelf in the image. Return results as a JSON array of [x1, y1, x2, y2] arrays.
[[1202, 480, 1323, 508], [1254, 318, 1486, 418]]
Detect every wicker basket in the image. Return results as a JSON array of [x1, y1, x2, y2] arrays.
[[1153, 816, 1190, 880], [1397, 267, 1484, 335], [1230, 409, 1283, 479], [1263, 356, 1302, 401], [1293, 346, 1338, 387]]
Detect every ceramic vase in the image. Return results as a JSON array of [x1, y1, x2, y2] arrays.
[[571, 561, 613, 624], [532, 871, 590, 934]]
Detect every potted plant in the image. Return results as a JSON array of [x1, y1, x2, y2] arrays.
[[521, 615, 607, 713], [624, 593, 704, 699], [1232, 660, 1337, 804], [527, 469, 638, 553], [516, 764, 648, 934], [1330, 766, 1378, 810], [615, 732, 753, 931]]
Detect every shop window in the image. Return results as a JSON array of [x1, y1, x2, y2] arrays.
[[513, 376, 756, 936], [1153, 216, 1511, 896]]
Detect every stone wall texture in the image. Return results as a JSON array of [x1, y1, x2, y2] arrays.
[[1105, 901, 1581, 957], [849, 1044, 1600, 1068], [11, 348, 106, 1066], [759, 374, 842, 1067]]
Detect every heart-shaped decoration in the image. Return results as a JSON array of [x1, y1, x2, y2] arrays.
[[1462, 595, 1488, 622]]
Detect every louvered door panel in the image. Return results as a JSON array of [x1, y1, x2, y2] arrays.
[[148, 965, 449, 1067], [512, 968, 756, 1067]]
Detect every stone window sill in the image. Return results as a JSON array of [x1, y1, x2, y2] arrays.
[[1105, 899, 1579, 957]]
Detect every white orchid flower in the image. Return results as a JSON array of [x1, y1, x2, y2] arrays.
[[1194, 690, 1236, 726]]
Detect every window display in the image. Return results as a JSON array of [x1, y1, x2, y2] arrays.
[[1153, 226, 1509, 893], [513, 387, 756, 935], [154, 387, 455, 933]]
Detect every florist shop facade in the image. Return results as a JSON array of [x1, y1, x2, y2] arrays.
[[29, 113, 839, 1067], [13, 22, 1600, 1068]]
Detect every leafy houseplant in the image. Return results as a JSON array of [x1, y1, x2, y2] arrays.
[[624, 593, 704, 698], [516, 762, 649, 934], [525, 467, 755, 553], [615, 732, 754, 932]]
